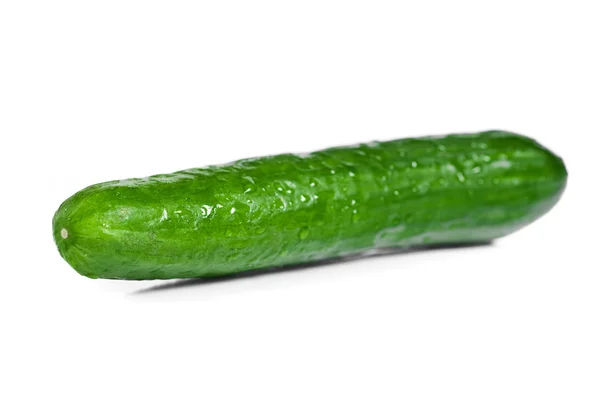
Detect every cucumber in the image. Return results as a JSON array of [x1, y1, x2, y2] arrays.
[[52, 130, 567, 280]]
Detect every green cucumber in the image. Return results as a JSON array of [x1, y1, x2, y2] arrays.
[[52, 130, 567, 280]]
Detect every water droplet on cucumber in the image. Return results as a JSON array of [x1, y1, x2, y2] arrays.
[[298, 227, 309, 239]]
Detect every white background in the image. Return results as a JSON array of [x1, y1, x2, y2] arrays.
[[1, 1, 598, 400]]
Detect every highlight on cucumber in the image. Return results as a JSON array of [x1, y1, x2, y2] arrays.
[[52, 130, 567, 280]]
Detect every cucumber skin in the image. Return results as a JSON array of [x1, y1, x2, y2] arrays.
[[52, 131, 567, 280]]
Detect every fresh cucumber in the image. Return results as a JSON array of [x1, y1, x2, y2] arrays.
[[52, 130, 567, 280]]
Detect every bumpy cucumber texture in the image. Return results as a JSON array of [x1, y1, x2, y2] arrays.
[[53, 131, 567, 279]]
